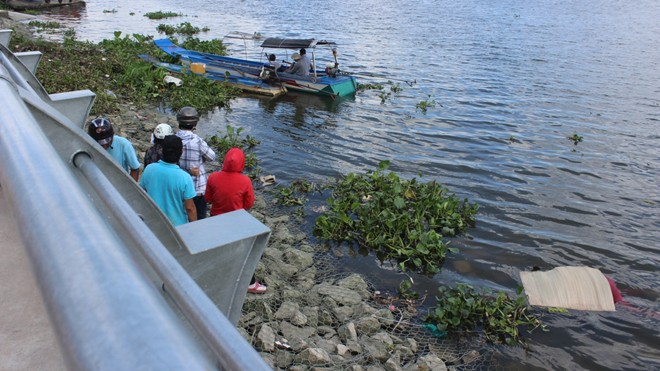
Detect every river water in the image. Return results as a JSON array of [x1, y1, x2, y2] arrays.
[[37, 0, 660, 369]]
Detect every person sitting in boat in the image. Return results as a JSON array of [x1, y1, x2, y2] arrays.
[[268, 54, 285, 72], [299, 48, 314, 72], [285, 53, 309, 76]]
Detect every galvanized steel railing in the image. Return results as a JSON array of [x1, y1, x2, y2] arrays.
[[0, 29, 270, 370]]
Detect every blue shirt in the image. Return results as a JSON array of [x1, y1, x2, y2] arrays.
[[107, 135, 141, 173], [140, 161, 196, 226]]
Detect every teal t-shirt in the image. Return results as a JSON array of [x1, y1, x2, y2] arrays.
[[107, 135, 141, 173], [140, 161, 196, 226]]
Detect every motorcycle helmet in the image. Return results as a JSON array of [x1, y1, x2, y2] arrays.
[[176, 106, 199, 129], [87, 117, 114, 145], [153, 123, 174, 140]]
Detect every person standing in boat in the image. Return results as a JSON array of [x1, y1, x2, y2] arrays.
[[285, 53, 309, 76]]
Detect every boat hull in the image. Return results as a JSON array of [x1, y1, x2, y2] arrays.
[[139, 54, 286, 97], [155, 39, 357, 98], [5, 0, 84, 10]]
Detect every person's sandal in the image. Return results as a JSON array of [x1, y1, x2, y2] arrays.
[[247, 281, 268, 294]]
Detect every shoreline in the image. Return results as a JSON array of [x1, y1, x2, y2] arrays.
[[0, 17, 472, 369], [113, 103, 469, 370]]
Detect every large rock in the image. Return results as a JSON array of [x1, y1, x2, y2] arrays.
[[360, 335, 390, 362], [272, 224, 295, 244], [332, 305, 354, 322], [318, 285, 363, 306], [302, 306, 319, 327], [270, 260, 298, 280], [291, 311, 308, 326], [355, 316, 381, 335], [275, 349, 295, 369], [384, 351, 403, 371], [293, 348, 332, 366], [417, 354, 447, 371], [371, 332, 394, 347], [284, 248, 314, 270], [256, 324, 276, 352], [338, 322, 358, 342], [280, 321, 317, 341], [275, 301, 300, 320], [336, 273, 371, 299]]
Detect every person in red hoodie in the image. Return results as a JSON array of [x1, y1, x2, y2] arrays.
[[205, 148, 266, 294]]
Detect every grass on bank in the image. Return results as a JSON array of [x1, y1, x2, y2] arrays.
[[9, 29, 238, 115]]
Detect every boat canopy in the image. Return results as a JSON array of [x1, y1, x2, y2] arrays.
[[260, 38, 337, 50]]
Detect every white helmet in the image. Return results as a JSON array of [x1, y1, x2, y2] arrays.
[[153, 123, 173, 140]]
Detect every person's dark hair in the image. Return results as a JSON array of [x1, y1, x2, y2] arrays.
[[299, 48, 306, 55], [161, 135, 183, 164], [269, 54, 276, 62]]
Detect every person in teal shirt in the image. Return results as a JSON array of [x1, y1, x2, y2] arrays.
[[87, 118, 141, 181], [140, 135, 197, 226]]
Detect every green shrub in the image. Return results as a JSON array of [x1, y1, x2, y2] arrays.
[[9, 31, 239, 115]]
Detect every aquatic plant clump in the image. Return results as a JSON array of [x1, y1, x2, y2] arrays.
[[425, 284, 546, 346], [144, 11, 182, 20], [314, 160, 478, 273]]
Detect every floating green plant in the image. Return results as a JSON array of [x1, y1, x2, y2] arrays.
[[180, 37, 227, 56], [274, 186, 307, 207], [157, 22, 208, 37], [144, 11, 182, 20], [28, 20, 62, 29], [416, 95, 437, 113], [425, 284, 546, 346], [568, 132, 583, 145], [389, 81, 403, 93], [314, 160, 478, 273], [357, 83, 384, 91], [399, 278, 419, 300], [379, 91, 391, 104]]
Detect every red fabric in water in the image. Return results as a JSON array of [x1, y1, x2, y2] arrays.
[[606, 276, 623, 303]]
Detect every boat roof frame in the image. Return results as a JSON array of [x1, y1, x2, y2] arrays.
[[260, 38, 337, 50]]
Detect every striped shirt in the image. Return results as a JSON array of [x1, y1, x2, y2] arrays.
[[176, 130, 216, 196]]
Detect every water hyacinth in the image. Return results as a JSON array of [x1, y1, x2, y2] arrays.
[[314, 160, 478, 274]]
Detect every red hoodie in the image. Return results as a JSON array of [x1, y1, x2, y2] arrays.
[[204, 148, 255, 216]]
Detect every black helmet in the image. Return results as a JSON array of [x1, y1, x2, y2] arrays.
[[87, 117, 114, 145], [176, 106, 199, 129]]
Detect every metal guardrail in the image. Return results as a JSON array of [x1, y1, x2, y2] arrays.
[[0, 29, 271, 370]]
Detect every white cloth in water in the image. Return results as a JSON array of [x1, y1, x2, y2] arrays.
[[520, 266, 615, 311]]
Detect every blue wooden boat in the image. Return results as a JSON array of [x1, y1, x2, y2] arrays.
[[138, 54, 287, 97], [154, 37, 358, 98], [4, 0, 84, 10]]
